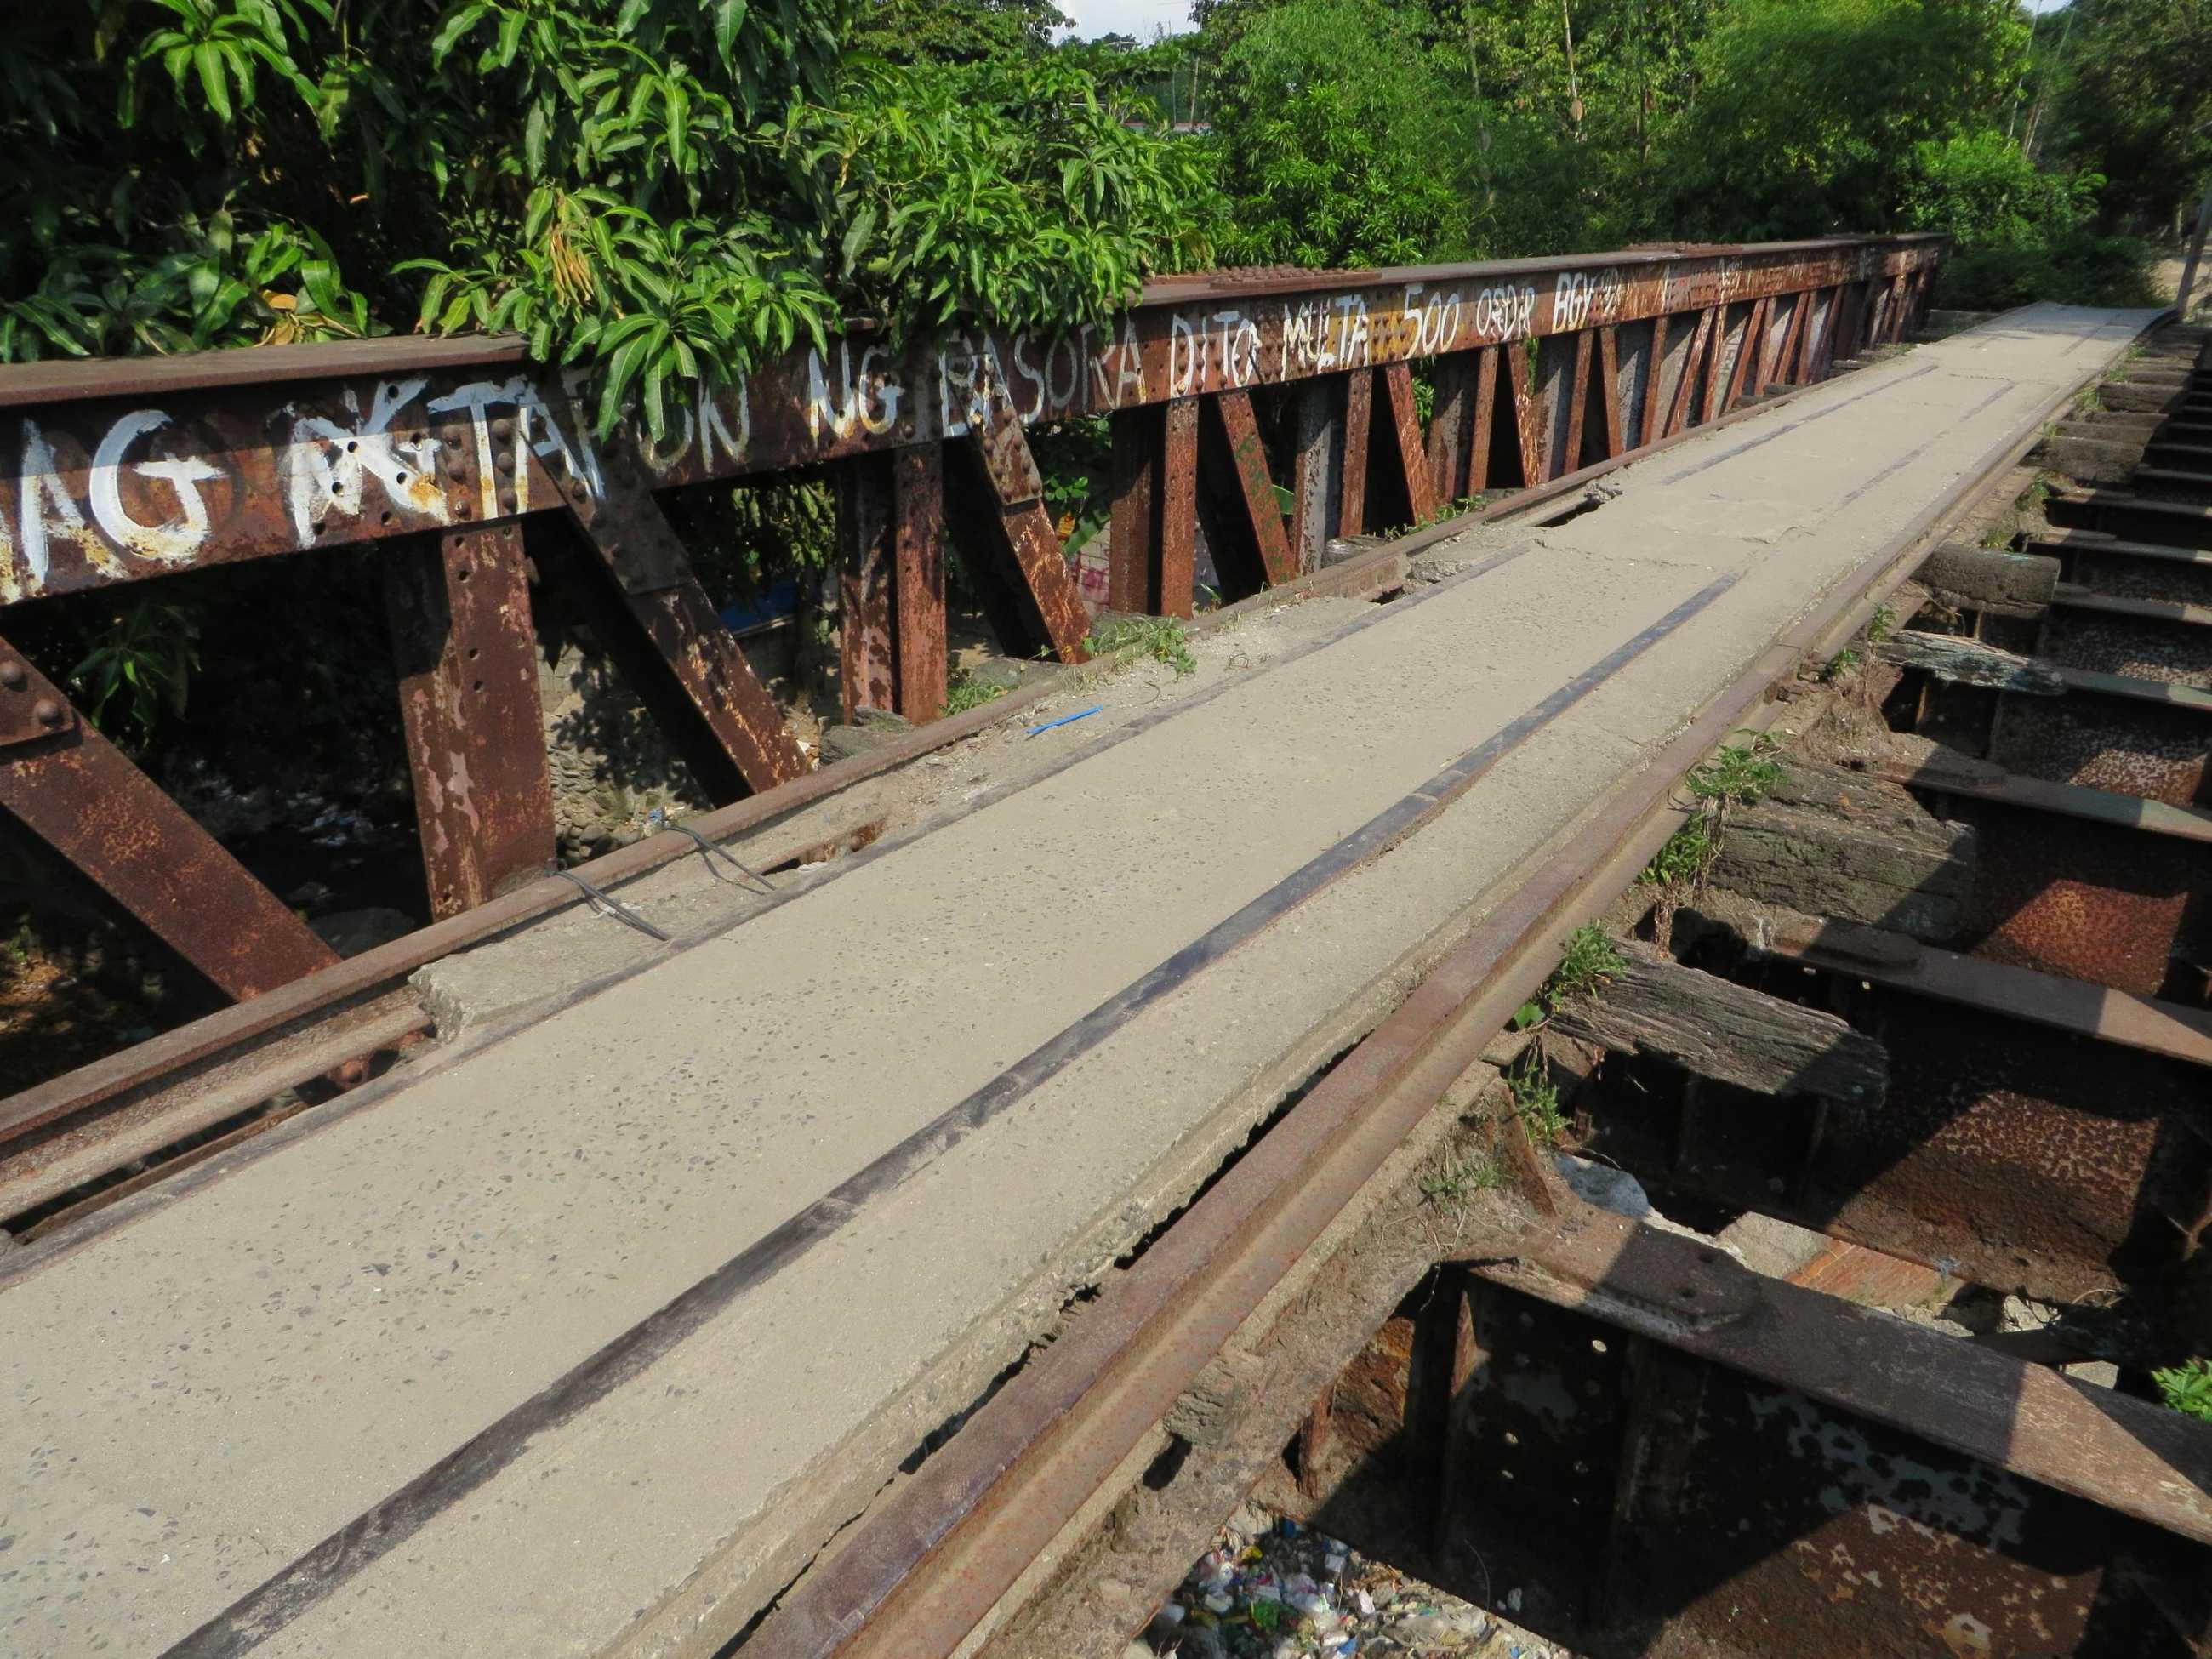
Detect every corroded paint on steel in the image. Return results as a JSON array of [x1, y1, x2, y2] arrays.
[[1816, 997, 2212, 1301], [565, 453, 809, 790], [0, 636, 338, 998], [1211, 386, 1291, 588], [0, 239, 1941, 606], [1159, 396, 1200, 617], [1961, 808, 2206, 999], [1338, 367, 1372, 538], [1993, 697, 2208, 807], [384, 522, 557, 919], [892, 444, 947, 721], [965, 421, 1092, 662], [837, 455, 897, 721]]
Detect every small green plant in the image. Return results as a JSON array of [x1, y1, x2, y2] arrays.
[[70, 597, 202, 748], [940, 666, 1007, 718], [1866, 603, 1898, 645], [1639, 812, 1714, 888], [1422, 1151, 1506, 1213], [1822, 646, 1861, 682], [2154, 1357, 2212, 1423], [1508, 1051, 1569, 1149], [1084, 614, 1197, 678], [1688, 735, 1785, 807], [1545, 924, 1627, 1005]]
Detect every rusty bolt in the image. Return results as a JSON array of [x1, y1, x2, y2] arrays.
[[493, 450, 516, 474], [491, 417, 515, 440], [457, 501, 475, 520], [33, 698, 64, 727], [568, 480, 588, 500], [0, 660, 23, 690]]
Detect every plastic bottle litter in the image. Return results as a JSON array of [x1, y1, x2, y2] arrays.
[[1143, 1504, 1569, 1659]]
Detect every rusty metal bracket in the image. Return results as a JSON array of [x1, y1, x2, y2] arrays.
[[563, 438, 697, 595], [972, 379, 1045, 505], [0, 648, 73, 746]]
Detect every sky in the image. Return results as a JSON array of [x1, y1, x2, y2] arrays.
[[1059, 0, 1194, 39], [1060, 0, 2072, 39]]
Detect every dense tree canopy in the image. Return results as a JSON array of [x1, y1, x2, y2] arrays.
[[1194, 0, 2197, 306], [4, 0, 2203, 403], [0, 1, 1213, 441]]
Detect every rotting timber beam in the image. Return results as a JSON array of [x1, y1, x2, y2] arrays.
[[1548, 938, 1887, 1106]]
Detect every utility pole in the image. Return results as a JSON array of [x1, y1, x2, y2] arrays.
[[2181, 169, 2212, 322]]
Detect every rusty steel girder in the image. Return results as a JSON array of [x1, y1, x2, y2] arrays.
[[0, 237, 1941, 608]]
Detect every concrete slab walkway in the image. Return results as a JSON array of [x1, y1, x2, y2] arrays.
[[0, 304, 2155, 1659]]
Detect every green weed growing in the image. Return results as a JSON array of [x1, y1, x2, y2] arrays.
[[1085, 614, 1197, 678], [2154, 1357, 2212, 1423], [1688, 735, 1785, 807]]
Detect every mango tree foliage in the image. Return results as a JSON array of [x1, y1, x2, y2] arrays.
[[0, 1, 1214, 441], [1210, 0, 1470, 268], [848, 0, 1073, 63], [2043, 0, 2212, 232], [1662, 0, 2029, 240]]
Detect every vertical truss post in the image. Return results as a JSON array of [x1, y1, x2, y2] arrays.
[[1426, 353, 1475, 504], [0, 637, 337, 997], [1108, 406, 1160, 615], [837, 454, 897, 721], [1466, 346, 1502, 493], [844, 442, 971, 718], [385, 522, 558, 919], [1340, 368, 1373, 537], [892, 444, 948, 721], [1289, 378, 1343, 573], [1103, 401, 1196, 619], [1159, 397, 1199, 619]]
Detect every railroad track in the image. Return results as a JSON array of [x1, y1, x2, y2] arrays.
[[7, 291, 2209, 1659], [738, 322, 2212, 1659]]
